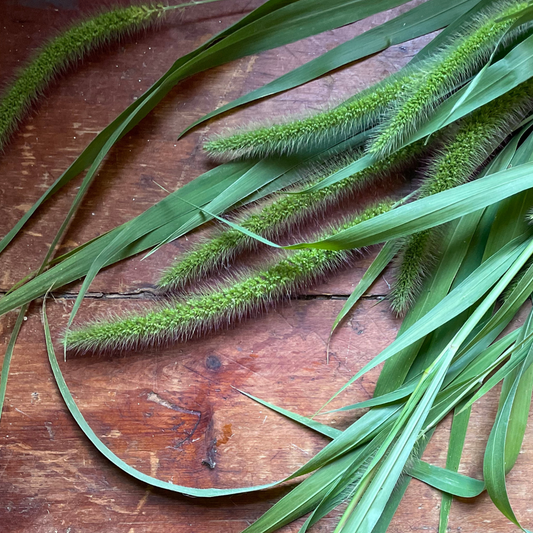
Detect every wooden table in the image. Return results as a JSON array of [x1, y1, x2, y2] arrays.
[[1, 1, 532, 531]]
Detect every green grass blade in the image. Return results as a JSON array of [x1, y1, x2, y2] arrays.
[[0, 0, 285, 254], [445, 329, 519, 388], [0, 306, 27, 423], [340, 236, 533, 532], [63, 156, 301, 334], [370, 428, 435, 533], [0, 161, 253, 316], [305, 429, 436, 533], [327, 379, 417, 412], [410, 459, 483, 497], [1, 0, 387, 256], [322, 235, 529, 406], [238, 389, 341, 439], [341, 346, 455, 532], [330, 240, 398, 339], [304, 35, 533, 195], [375, 211, 482, 395], [62, 130, 368, 333], [286, 406, 400, 479], [483, 340, 533, 531], [499, 352, 533, 474], [458, 258, 533, 358], [243, 442, 380, 533], [179, 0, 482, 137], [458, 335, 533, 414], [403, 31, 533, 145], [298, 473, 357, 533], [438, 405, 472, 533], [1, 127, 363, 317], [289, 163, 533, 252], [300, 430, 409, 533]]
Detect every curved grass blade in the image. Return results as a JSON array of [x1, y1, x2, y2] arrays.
[[484, 338, 533, 531], [179, 0, 483, 138], [42, 296, 296, 498]]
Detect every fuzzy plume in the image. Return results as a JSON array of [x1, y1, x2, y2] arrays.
[[159, 142, 423, 291], [202, 75, 408, 161], [65, 201, 394, 354], [0, 3, 170, 151], [390, 79, 533, 315], [369, 0, 530, 157]]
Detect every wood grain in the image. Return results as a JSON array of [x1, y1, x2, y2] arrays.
[[1, 1, 532, 532]]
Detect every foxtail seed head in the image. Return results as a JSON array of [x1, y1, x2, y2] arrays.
[[0, 3, 169, 151], [203, 76, 407, 161], [369, 0, 530, 157]]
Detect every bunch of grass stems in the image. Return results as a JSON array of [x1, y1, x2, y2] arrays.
[[7, 1, 533, 532]]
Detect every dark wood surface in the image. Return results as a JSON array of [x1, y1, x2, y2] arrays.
[[1, 1, 532, 531]]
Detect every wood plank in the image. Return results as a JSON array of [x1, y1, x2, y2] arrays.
[[1, 1, 532, 532]]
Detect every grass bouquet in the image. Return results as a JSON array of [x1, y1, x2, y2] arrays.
[[4, 0, 533, 531]]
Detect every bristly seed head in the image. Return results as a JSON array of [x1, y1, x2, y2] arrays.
[[369, 0, 530, 157], [203, 76, 407, 161], [0, 3, 169, 151]]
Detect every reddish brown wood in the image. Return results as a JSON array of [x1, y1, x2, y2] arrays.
[[1, 1, 532, 532]]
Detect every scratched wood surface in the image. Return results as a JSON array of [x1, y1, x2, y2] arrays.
[[1, 1, 533, 532]]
